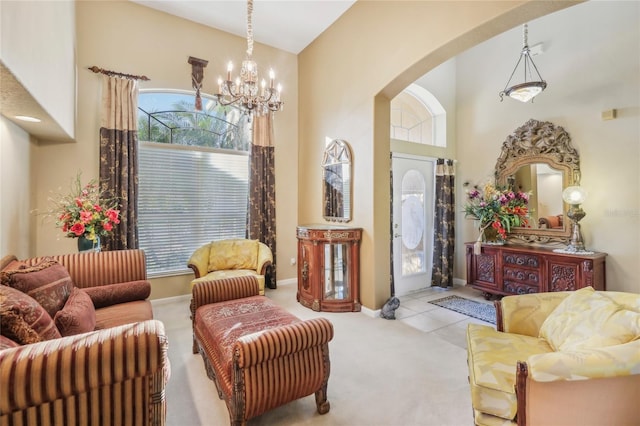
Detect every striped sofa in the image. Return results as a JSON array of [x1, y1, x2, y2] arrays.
[[0, 250, 170, 425], [190, 276, 333, 426]]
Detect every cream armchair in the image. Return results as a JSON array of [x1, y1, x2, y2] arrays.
[[187, 239, 273, 295], [467, 288, 640, 426]]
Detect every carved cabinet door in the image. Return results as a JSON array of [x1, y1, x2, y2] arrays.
[[466, 245, 500, 294]]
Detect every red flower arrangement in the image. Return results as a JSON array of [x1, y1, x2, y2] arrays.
[[49, 175, 121, 242], [464, 182, 530, 240]]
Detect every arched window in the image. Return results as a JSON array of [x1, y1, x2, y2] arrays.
[[137, 90, 251, 276], [390, 84, 446, 147]]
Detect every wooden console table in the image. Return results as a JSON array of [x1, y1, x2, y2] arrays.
[[465, 243, 606, 299], [297, 225, 362, 312]]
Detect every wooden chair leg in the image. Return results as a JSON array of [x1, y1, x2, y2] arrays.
[[315, 386, 330, 414]]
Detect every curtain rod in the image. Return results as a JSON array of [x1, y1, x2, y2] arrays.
[[88, 66, 150, 81]]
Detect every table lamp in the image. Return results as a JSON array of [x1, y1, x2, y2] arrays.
[[562, 186, 588, 252]]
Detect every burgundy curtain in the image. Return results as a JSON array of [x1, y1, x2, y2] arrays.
[[248, 113, 277, 288], [99, 75, 139, 250]]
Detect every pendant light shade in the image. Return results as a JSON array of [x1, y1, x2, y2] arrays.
[[500, 24, 547, 103]]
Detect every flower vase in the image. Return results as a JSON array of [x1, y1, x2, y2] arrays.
[[474, 224, 504, 255], [481, 227, 504, 245], [78, 236, 101, 253]]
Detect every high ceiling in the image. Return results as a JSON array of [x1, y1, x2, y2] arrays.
[[129, 0, 357, 54]]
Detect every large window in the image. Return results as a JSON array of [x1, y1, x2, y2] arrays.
[[137, 91, 251, 276]]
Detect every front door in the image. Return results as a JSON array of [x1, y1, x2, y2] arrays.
[[392, 154, 435, 296]]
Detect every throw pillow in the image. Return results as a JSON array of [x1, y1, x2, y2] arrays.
[[208, 239, 258, 272], [1, 259, 73, 318], [1, 257, 27, 272], [0, 285, 61, 344], [54, 287, 96, 336], [82, 280, 151, 309], [539, 286, 640, 351], [0, 335, 19, 350]]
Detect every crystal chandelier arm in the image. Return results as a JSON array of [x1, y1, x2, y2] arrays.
[[213, 0, 283, 115]]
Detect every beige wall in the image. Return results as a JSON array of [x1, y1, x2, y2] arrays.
[[0, 0, 76, 138], [27, 1, 298, 299], [0, 118, 33, 259], [298, 1, 587, 309]]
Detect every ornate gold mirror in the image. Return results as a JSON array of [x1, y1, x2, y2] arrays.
[[495, 119, 580, 243], [322, 139, 352, 222]]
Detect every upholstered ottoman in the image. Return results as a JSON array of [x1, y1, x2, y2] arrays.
[[191, 276, 334, 426]]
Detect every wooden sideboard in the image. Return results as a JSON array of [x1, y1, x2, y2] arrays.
[[297, 225, 362, 312], [465, 243, 606, 299]]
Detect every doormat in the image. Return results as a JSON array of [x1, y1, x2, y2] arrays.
[[429, 295, 495, 324]]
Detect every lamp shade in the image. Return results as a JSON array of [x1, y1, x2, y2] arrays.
[[562, 186, 588, 205], [504, 81, 547, 103]]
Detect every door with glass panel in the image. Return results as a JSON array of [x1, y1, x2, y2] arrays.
[[392, 154, 435, 296]]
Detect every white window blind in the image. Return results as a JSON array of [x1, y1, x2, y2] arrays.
[[138, 142, 249, 276]]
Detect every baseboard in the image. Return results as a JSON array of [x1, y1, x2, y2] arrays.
[[275, 277, 296, 286], [152, 278, 466, 314], [360, 305, 378, 318], [151, 294, 190, 306], [152, 279, 297, 304], [453, 277, 467, 286]]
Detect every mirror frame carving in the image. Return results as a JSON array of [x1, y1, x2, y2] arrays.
[[495, 119, 580, 244], [322, 139, 353, 223]]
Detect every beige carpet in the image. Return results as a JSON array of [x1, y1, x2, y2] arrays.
[[152, 283, 478, 426]]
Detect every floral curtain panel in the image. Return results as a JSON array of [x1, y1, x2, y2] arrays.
[[432, 158, 455, 288], [99, 75, 139, 250], [248, 113, 277, 288]]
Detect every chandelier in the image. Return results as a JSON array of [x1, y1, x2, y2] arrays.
[[499, 24, 547, 103], [215, 0, 283, 115]]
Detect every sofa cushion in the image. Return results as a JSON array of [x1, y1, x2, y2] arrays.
[[527, 339, 640, 382], [0, 285, 62, 344], [467, 323, 553, 420], [94, 300, 154, 330], [539, 286, 640, 351], [208, 239, 258, 272], [82, 280, 151, 309], [1, 259, 73, 318], [54, 287, 96, 336]]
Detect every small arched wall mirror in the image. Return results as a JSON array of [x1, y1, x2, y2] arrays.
[[322, 139, 353, 222], [495, 119, 581, 243]]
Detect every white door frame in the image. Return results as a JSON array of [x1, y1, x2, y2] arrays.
[[391, 153, 437, 296]]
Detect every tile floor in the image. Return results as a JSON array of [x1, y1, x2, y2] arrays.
[[394, 284, 495, 349]]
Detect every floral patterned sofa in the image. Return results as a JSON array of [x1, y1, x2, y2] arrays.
[[467, 287, 640, 426], [0, 250, 170, 425], [187, 239, 273, 295]]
